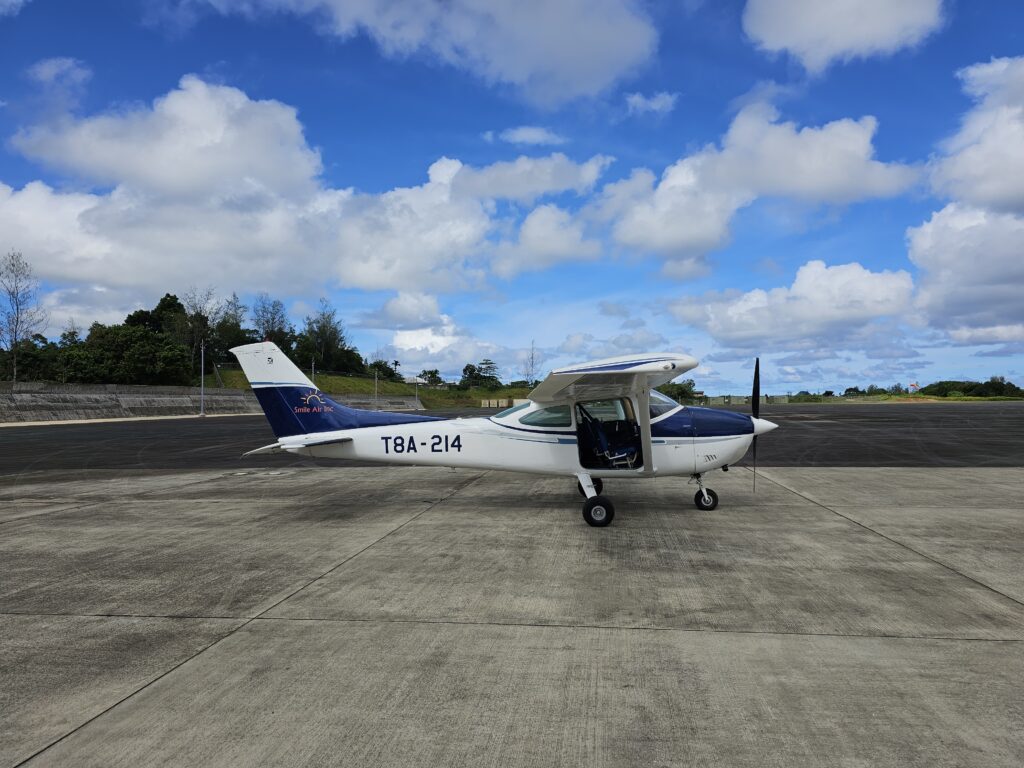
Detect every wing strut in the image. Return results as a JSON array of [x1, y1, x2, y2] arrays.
[[636, 388, 656, 476]]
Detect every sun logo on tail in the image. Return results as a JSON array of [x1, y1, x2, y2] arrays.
[[301, 390, 326, 406]]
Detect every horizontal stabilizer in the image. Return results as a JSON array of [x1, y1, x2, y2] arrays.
[[241, 435, 354, 458], [242, 442, 286, 457]]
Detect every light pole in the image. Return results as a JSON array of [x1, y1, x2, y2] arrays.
[[199, 338, 206, 417]]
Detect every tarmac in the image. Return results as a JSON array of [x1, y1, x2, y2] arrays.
[[1, 403, 1023, 766]]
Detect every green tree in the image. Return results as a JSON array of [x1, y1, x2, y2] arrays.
[[251, 292, 295, 353], [0, 250, 49, 382], [458, 363, 479, 389], [658, 379, 697, 402], [6, 334, 61, 381], [461, 358, 501, 389], [72, 323, 191, 385], [419, 368, 443, 386], [368, 358, 402, 382], [210, 293, 256, 362], [294, 298, 364, 374]]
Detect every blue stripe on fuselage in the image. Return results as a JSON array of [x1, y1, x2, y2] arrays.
[[651, 406, 753, 438], [254, 386, 441, 438]]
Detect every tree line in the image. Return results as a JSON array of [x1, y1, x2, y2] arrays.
[[0, 288, 367, 386], [0, 250, 530, 389], [800, 377, 1023, 399]]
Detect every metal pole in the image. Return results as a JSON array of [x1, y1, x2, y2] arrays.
[[374, 370, 378, 411], [199, 339, 206, 417], [311, 357, 315, 387]]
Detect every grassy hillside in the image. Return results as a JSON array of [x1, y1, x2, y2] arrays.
[[207, 369, 530, 409]]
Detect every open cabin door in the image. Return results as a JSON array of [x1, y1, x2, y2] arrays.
[[575, 397, 644, 471]]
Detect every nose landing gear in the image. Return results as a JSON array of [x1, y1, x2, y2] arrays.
[[691, 474, 719, 511]]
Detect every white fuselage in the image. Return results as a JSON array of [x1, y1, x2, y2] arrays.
[[280, 403, 755, 478]]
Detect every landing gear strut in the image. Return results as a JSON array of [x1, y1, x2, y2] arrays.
[[576, 473, 614, 526], [576, 477, 603, 497], [692, 474, 719, 511]]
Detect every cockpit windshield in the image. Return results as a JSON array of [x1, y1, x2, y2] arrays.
[[494, 402, 530, 418], [650, 389, 681, 418]]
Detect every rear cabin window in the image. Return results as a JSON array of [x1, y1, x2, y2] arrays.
[[580, 399, 627, 422], [519, 405, 572, 428]]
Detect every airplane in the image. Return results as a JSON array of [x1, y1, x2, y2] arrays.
[[231, 342, 778, 527]]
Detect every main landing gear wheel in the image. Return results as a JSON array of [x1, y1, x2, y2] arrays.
[[577, 478, 604, 497], [694, 489, 719, 511], [582, 495, 615, 527]]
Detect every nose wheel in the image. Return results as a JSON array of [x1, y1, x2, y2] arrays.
[[694, 488, 719, 510], [691, 473, 719, 510]]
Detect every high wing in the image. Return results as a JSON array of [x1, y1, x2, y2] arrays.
[[528, 352, 699, 477], [528, 353, 699, 404]]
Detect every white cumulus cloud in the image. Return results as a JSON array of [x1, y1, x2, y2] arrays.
[[0, 77, 497, 301], [625, 91, 677, 116], [670, 260, 914, 350], [189, 0, 657, 104], [362, 292, 442, 329], [2, 75, 628, 314], [908, 204, 1024, 344], [1, 0, 31, 16], [598, 102, 915, 264], [14, 75, 321, 199], [743, 0, 944, 74], [390, 315, 506, 376], [494, 126, 567, 146], [555, 328, 669, 359], [930, 56, 1024, 213], [452, 152, 613, 204], [492, 204, 600, 278], [26, 57, 92, 86]]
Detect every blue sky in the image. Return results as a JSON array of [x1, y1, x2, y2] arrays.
[[1, 0, 1023, 393]]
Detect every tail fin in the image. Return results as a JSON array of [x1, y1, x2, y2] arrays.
[[231, 342, 437, 438]]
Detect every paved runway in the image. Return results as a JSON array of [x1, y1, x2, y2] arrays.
[[2, 403, 1023, 767], [2, 401, 1023, 473]]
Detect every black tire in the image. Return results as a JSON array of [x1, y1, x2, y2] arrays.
[[576, 478, 604, 497], [582, 495, 615, 527], [694, 489, 719, 511]]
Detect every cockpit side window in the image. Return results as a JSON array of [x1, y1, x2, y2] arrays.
[[519, 404, 572, 428], [650, 389, 681, 418]]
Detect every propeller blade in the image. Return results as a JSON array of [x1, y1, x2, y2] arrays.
[[752, 357, 760, 493], [751, 357, 760, 419]]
